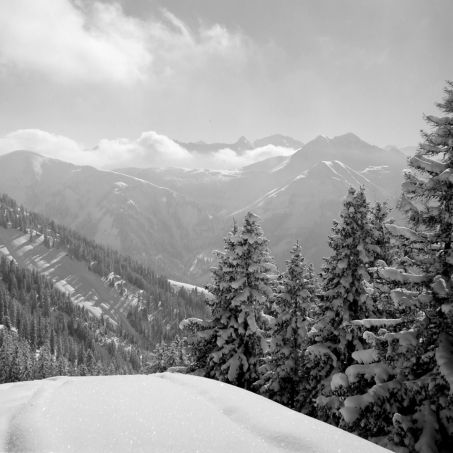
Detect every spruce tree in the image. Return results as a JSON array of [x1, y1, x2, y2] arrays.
[[257, 242, 316, 408], [298, 187, 381, 418], [331, 83, 453, 452], [181, 212, 276, 390]]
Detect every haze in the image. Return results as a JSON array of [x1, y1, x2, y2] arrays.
[[0, 0, 452, 169]]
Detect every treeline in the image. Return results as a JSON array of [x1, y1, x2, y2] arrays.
[[0, 193, 209, 348], [144, 83, 453, 452]]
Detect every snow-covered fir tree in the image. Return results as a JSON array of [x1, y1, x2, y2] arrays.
[[141, 335, 188, 374], [325, 83, 453, 452], [298, 186, 384, 419], [181, 212, 277, 390], [257, 242, 316, 408]]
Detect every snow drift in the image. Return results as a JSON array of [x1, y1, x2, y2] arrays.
[[0, 373, 387, 452]]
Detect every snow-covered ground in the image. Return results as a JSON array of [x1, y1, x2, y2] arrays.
[[0, 373, 387, 452], [168, 279, 211, 296]]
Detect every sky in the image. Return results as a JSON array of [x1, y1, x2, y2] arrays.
[[0, 0, 452, 169]]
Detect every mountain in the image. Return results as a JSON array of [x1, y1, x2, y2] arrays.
[[0, 150, 221, 281], [0, 132, 408, 284], [288, 133, 406, 172], [231, 160, 394, 270], [253, 134, 304, 149], [117, 132, 406, 212], [175, 134, 303, 156], [175, 136, 254, 155], [113, 132, 408, 280], [384, 144, 416, 156]]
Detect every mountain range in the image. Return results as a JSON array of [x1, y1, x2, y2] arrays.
[[0, 132, 410, 284], [175, 134, 304, 155]]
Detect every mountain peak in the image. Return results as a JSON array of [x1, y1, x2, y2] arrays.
[[237, 136, 251, 144], [337, 132, 362, 141], [253, 134, 304, 149]]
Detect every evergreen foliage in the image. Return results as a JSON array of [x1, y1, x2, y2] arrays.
[[0, 192, 208, 349], [141, 335, 188, 374], [182, 213, 277, 389], [256, 242, 317, 408]]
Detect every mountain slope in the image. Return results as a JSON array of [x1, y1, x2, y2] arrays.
[[0, 226, 132, 327], [0, 151, 221, 280], [287, 133, 407, 173], [231, 160, 393, 270]]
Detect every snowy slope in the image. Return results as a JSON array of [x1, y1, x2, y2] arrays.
[[0, 227, 137, 329], [0, 150, 222, 281], [0, 373, 388, 453], [232, 160, 393, 270]]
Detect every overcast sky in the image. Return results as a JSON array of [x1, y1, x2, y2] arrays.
[[0, 0, 452, 168]]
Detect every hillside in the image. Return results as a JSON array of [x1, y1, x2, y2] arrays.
[[231, 160, 394, 269], [0, 150, 221, 281], [0, 226, 134, 328], [0, 373, 388, 453], [0, 194, 209, 349]]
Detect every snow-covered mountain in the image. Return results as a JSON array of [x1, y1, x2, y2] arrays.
[[175, 134, 303, 156], [0, 132, 408, 283], [0, 150, 221, 281], [231, 160, 396, 270], [0, 373, 388, 453], [253, 134, 304, 149], [116, 133, 407, 279], [175, 135, 254, 154]]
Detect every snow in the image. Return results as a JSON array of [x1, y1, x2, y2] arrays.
[[168, 279, 210, 297], [346, 363, 394, 384], [0, 373, 388, 453]]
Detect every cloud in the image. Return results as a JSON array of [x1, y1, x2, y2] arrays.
[[0, 129, 296, 170], [0, 0, 249, 84]]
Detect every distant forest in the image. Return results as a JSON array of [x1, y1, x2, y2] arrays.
[[0, 192, 208, 382]]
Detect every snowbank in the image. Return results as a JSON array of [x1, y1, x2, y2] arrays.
[[0, 374, 388, 452]]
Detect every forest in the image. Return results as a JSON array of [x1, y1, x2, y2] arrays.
[[0, 192, 208, 380]]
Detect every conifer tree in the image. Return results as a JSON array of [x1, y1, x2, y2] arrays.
[[181, 212, 276, 390], [257, 242, 316, 408], [328, 83, 453, 451], [298, 187, 381, 417]]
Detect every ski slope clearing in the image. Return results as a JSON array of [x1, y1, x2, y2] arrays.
[[0, 228, 135, 327], [0, 373, 387, 453]]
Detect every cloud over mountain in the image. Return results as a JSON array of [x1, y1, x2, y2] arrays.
[[0, 129, 296, 170]]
